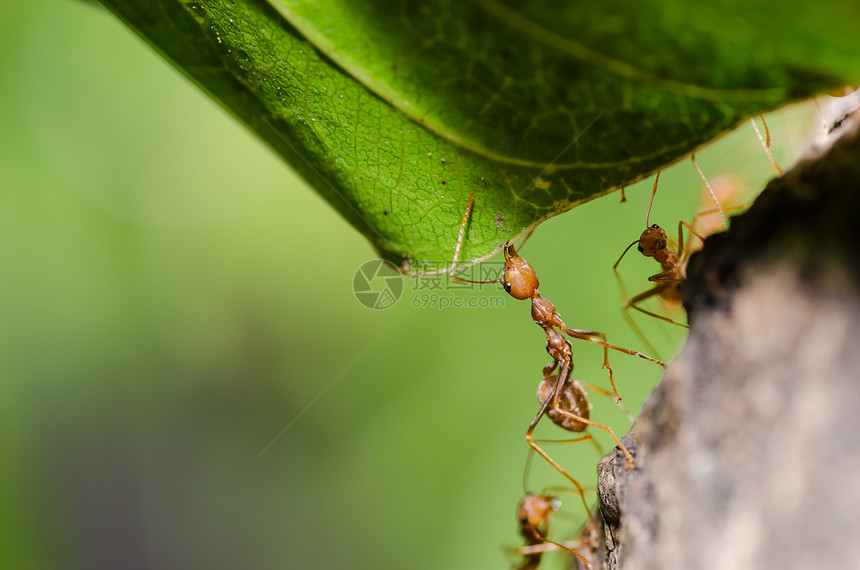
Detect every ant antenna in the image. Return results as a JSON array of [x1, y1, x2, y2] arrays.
[[749, 116, 783, 174], [522, 447, 537, 494], [450, 191, 475, 272], [645, 171, 661, 227], [812, 98, 829, 135], [515, 226, 537, 253], [691, 154, 725, 229]]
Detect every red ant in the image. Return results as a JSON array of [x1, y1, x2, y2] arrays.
[[612, 153, 768, 353], [515, 493, 592, 569], [613, 136, 774, 353], [612, 170, 705, 335], [450, 193, 663, 519]]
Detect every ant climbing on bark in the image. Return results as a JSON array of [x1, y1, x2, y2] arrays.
[[515, 493, 593, 569], [613, 113, 784, 344], [613, 148, 766, 355], [613, 170, 705, 334]]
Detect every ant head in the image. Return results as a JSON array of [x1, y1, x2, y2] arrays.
[[637, 224, 668, 257], [517, 493, 559, 528], [502, 243, 539, 300]]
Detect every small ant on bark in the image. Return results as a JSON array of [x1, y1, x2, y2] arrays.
[[613, 170, 706, 337], [613, 128, 777, 354], [515, 493, 593, 569]]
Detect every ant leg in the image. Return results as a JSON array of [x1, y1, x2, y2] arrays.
[[579, 381, 634, 422], [532, 434, 598, 446], [543, 355, 635, 467], [571, 329, 626, 402], [525, 420, 592, 523], [677, 219, 706, 260], [563, 328, 665, 398], [630, 276, 689, 328], [627, 295, 689, 329], [522, 435, 600, 499], [613, 252, 664, 362], [646, 268, 683, 284], [525, 359, 594, 527], [618, 281, 687, 362], [542, 358, 558, 380], [691, 154, 725, 229], [518, 226, 537, 251], [749, 116, 783, 175], [622, 303, 664, 362], [812, 98, 829, 135], [450, 191, 475, 272], [681, 204, 751, 259], [538, 366, 607, 449], [447, 192, 504, 284], [524, 433, 603, 489], [545, 353, 633, 466], [527, 526, 593, 569], [448, 192, 508, 285], [517, 538, 592, 556], [550, 405, 635, 469]]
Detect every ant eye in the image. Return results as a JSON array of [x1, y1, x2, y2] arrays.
[[651, 224, 660, 229], [637, 245, 644, 253], [503, 282, 512, 294]]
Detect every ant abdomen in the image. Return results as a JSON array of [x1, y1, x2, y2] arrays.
[[538, 375, 590, 432]]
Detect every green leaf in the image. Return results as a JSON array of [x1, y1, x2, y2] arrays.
[[98, 0, 859, 273]]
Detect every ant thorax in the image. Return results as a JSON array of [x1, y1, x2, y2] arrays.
[[531, 296, 565, 330]]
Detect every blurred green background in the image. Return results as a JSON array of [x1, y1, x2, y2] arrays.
[[1, 2, 820, 569]]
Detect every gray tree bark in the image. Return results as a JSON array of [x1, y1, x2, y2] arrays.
[[579, 112, 860, 570]]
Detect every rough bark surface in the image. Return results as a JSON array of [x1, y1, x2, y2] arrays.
[[582, 112, 860, 570]]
